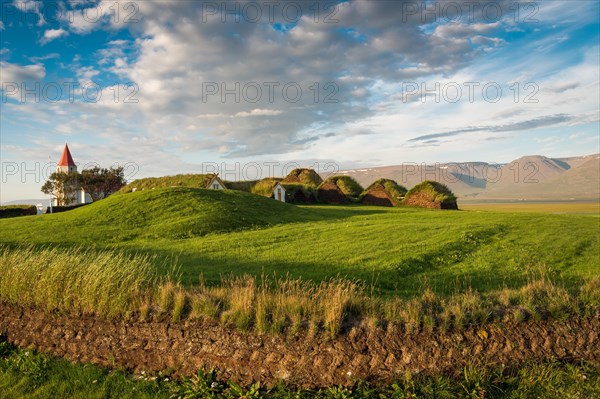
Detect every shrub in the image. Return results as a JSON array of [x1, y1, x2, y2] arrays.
[[0, 205, 37, 218]]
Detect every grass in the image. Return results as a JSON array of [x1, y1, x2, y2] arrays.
[[281, 168, 323, 187], [0, 246, 160, 318], [0, 188, 326, 242], [322, 176, 364, 200], [249, 178, 282, 197], [117, 174, 212, 193], [0, 188, 599, 395], [403, 180, 457, 205], [0, 187, 598, 299], [1, 340, 599, 398], [461, 201, 600, 214], [0, 340, 172, 399], [361, 178, 407, 203], [1, 245, 598, 336]]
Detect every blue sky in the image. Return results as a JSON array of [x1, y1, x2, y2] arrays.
[[0, 0, 599, 202]]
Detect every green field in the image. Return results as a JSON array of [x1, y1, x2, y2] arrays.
[[2, 187, 599, 397], [461, 202, 600, 214], [1, 188, 598, 298]]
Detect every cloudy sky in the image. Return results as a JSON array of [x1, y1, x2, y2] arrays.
[[1, 0, 599, 202]]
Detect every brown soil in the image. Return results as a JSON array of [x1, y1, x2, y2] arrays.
[[403, 191, 458, 209], [361, 185, 397, 207], [1, 302, 598, 388]]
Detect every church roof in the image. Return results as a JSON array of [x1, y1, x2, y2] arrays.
[[57, 144, 76, 167]]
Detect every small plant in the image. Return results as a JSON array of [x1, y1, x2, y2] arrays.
[[190, 294, 221, 319], [227, 381, 261, 399], [170, 369, 225, 399], [10, 350, 50, 388], [322, 385, 353, 399], [400, 299, 422, 334], [172, 289, 189, 322], [320, 279, 358, 338], [580, 276, 600, 314], [139, 297, 152, 321], [157, 281, 176, 314]]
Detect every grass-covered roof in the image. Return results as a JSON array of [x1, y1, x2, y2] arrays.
[[364, 179, 407, 198], [119, 174, 217, 193], [282, 168, 323, 187], [321, 176, 364, 200], [403, 180, 457, 204]]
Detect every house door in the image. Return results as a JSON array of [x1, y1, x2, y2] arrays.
[[277, 189, 282, 201]]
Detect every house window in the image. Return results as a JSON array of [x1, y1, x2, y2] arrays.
[[213, 184, 219, 189]]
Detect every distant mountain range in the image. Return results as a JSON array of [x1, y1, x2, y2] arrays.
[[2, 199, 49, 206], [336, 154, 600, 202]]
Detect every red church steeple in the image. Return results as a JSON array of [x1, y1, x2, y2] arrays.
[[57, 144, 76, 167]]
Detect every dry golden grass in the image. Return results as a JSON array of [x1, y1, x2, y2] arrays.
[[1, 245, 598, 337]]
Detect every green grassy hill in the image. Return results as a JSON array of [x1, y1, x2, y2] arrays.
[[1, 193, 598, 297], [0, 187, 321, 243]]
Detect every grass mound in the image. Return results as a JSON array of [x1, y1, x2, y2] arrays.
[[224, 180, 259, 192], [0, 188, 317, 242], [367, 179, 407, 198], [403, 180, 458, 209], [323, 176, 364, 201], [118, 174, 214, 193], [282, 168, 323, 187], [250, 178, 283, 197]]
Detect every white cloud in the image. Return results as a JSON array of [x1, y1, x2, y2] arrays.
[[2, 0, 597, 194], [12, 0, 45, 26], [0, 61, 45, 83], [0, 61, 46, 103], [62, 0, 138, 33], [234, 109, 284, 117], [80, 1, 514, 157], [76, 66, 100, 82], [40, 28, 68, 45]]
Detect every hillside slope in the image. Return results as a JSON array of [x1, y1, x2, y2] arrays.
[[0, 188, 319, 243]]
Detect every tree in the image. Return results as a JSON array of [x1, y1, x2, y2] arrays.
[[41, 172, 80, 206], [80, 166, 127, 201], [41, 166, 126, 206]]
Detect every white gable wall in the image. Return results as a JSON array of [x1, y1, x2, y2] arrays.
[[274, 184, 286, 202], [210, 180, 225, 190]]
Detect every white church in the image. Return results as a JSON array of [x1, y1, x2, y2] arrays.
[[52, 144, 93, 206]]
